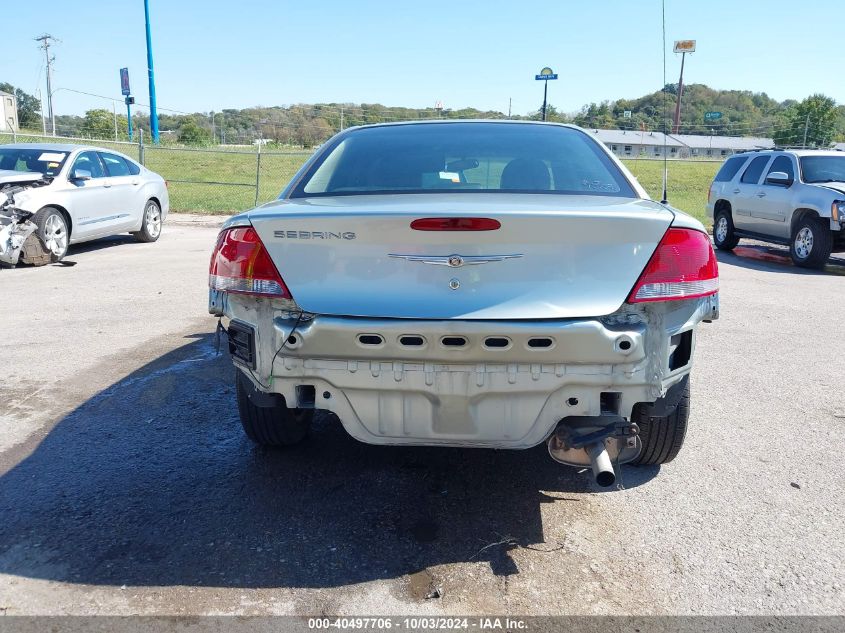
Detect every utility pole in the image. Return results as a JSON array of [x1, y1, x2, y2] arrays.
[[37, 88, 46, 135], [671, 40, 696, 134], [340, 106, 344, 131], [35, 34, 57, 136], [508, 98, 512, 119], [143, 0, 160, 143], [672, 51, 686, 134], [802, 112, 810, 148]]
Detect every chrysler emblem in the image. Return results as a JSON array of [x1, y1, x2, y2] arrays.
[[388, 253, 523, 266]]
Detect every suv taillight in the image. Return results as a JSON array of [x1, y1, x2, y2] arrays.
[[209, 226, 291, 298], [628, 228, 718, 303]]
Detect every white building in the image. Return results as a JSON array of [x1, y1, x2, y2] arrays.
[[674, 134, 774, 158], [587, 128, 774, 159], [0, 91, 18, 132], [587, 129, 685, 158]]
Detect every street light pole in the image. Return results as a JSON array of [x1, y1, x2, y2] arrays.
[[143, 0, 160, 144], [542, 81, 548, 121]]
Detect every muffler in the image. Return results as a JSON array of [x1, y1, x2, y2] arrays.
[[547, 415, 641, 487]]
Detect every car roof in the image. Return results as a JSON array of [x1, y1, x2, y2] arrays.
[[341, 119, 581, 132], [739, 148, 844, 158]]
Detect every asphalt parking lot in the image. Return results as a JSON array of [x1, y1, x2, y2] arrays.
[[1, 222, 843, 616]]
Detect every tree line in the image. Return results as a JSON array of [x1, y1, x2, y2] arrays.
[[3, 80, 844, 149]]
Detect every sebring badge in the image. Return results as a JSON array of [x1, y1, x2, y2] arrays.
[[388, 253, 523, 267]]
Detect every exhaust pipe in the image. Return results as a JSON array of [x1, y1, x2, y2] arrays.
[[586, 441, 616, 487]]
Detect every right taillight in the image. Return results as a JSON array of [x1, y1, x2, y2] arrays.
[[628, 227, 719, 303], [209, 226, 291, 298]]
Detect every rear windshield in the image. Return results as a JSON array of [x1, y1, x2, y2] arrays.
[[799, 156, 845, 183], [0, 147, 69, 178], [290, 123, 637, 199]]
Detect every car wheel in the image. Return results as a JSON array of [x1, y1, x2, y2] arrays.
[[235, 371, 313, 446], [132, 199, 162, 243], [790, 216, 833, 269], [31, 206, 69, 261], [630, 379, 690, 466], [713, 210, 739, 251]]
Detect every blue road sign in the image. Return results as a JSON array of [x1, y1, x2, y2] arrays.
[[535, 74, 558, 80], [120, 68, 131, 96], [705, 111, 723, 120]]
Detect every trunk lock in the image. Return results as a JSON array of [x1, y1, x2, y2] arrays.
[[449, 278, 460, 290]]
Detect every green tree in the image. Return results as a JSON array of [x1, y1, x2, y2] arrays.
[[0, 82, 42, 129], [773, 94, 839, 148], [178, 119, 211, 145], [80, 109, 127, 139]]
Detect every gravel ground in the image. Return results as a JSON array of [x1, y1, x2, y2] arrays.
[[0, 225, 843, 616]]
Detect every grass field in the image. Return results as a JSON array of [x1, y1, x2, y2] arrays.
[[1, 132, 717, 224], [623, 158, 719, 224]]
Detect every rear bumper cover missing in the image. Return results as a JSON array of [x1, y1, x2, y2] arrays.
[[217, 292, 717, 449]]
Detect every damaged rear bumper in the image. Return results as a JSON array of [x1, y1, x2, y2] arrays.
[[212, 291, 718, 450]]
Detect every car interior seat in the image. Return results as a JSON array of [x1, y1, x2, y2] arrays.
[[500, 158, 552, 190]]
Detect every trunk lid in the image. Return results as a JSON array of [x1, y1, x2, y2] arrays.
[[249, 193, 674, 319]]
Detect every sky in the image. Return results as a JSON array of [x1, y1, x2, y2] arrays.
[[3, 0, 844, 120]]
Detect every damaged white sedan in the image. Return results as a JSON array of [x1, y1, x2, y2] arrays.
[[0, 143, 168, 265], [209, 121, 719, 487]]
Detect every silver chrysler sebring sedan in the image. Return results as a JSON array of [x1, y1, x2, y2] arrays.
[[0, 143, 168, 261], [208, 121, 719, 487]]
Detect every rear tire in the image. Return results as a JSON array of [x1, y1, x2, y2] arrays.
[[132, 199, 162, 243], [235, 371, 313, 446], [790, 216, 832, 269], [713, 209, 739, 251], [630, 379, 690, 466]]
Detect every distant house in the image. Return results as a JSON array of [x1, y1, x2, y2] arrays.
[[0, 91, 18, 132], [587, 129, 685, 158], [833, 142, 845, 152], [671, 134, 774, 158], [587, 128, 774, 159]]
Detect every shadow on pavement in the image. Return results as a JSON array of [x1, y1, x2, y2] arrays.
[[717, 244, 845, 276], [0, 335, 656, 589]]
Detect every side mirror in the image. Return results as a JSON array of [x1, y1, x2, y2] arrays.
[[765, 171, 793, 187], [71, 168, 92, 181]]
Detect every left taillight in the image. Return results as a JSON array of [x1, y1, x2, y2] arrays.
[[628, 227, 719, 303], [209, 226, 291, 298]]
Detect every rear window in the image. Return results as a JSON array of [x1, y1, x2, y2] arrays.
[[290, 123, 637, 199], [100, 153, 131, 177], [740, 156, 771, 184], [714, 156, 747, 182]]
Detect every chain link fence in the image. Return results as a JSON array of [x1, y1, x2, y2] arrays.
[[0, 131, 312, 215]]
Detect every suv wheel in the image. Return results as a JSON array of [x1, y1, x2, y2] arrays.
[[790, 216, 833, 269], [713, 210, 739, 251], [235, 371, 313, 446]]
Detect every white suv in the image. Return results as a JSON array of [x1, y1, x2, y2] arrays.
[[707, 149, 845, 268]]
